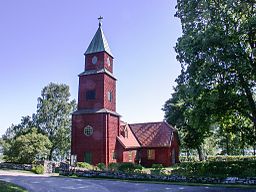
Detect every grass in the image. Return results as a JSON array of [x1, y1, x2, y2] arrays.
[[0, 180, 27, 192]]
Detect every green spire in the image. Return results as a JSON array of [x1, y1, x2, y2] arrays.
[[85, 17, 113, 57]]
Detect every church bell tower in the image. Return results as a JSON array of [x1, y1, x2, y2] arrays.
[[71, 17, 120, 165]]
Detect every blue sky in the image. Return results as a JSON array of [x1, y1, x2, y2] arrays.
[[0, 0, 182, 135]]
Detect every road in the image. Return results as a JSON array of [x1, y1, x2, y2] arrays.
[[0, 170, 255, 192]]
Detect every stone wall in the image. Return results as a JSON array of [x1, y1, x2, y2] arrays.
[[60, 168, 256, 185], [0, 161, 55, 174], [0, 162, 32, 171]]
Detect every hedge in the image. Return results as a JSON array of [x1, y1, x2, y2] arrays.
[[172, 160, 256, 178], [207, 155, 256, 162], [180, 155, 256, 162]]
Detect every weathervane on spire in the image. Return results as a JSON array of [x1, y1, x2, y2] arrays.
[[98, 16, 103, 27]]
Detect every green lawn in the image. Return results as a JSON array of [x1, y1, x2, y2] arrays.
[[0, 180, 27, 192]]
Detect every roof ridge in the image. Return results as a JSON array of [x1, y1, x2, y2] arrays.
[[129, 121, 164, 126], [163, 121, 177, 131]]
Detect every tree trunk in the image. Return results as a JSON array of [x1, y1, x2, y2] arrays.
[[254, 124, 256, 156], [186, 150, 190, 161], [241, 132, 245, 156], [197, 146, 204, 161], [49, 147, 54, 161], [226, 135, 229, 155]]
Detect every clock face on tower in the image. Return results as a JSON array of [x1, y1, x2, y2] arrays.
[[92, 56, 98, 64]]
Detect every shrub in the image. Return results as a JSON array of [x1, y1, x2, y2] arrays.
[[76, 162, 94, 170], [107, 162, 143, 173], [32, 165, 44, 174], [151, 164, 164, 175], [108, 163, 119, 171], [152, 164, 163, 169], [97, 163, 106, 170], [134, 164, 143, 170], [118, 162, 136, 172]]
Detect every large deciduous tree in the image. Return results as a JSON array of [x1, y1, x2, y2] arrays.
[[3, 128, 52, 164], [1, 83, 76, 163], [36, 83, 76, 160], [164, 0, 256, 157], [163, 76, 212, 160]]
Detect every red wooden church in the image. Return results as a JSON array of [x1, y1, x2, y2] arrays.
[[71, 19, 179, 167]]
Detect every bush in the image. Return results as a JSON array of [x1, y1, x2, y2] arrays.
[[118, 162, 136, 172], [152, 164, 163, 169], [108, 163, 119, 171], [76, 162, 94, 170], [134, 164, 143, 170], [151, 164, 164, 175], [97, 163, 106, 170], [32, 165, 44, 174], [107, 162, 143, 173]]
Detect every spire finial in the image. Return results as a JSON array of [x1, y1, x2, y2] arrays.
[[98, 16, 103, 27]]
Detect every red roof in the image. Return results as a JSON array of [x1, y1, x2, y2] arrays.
[[129, 122, 174, 147], [117, 122, 140, 149]]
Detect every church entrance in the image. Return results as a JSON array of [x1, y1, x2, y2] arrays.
[[84, 152, 92, 164]]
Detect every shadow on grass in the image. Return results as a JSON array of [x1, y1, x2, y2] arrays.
[[0, 180, 27, 192]]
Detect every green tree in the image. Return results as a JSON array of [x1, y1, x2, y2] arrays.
[[2, 116, 35, 140], [36, 83, 76, 160], [173, 0, 256, 154], [163, 78, 212, 160], [3, 128, 52, 163], [216, 111, 253, 155]]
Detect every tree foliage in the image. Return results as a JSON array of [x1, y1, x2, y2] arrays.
[[3, 128, 52, 164], [1, 83, 76, 163], [163, 0, 256, 158], [36, 83, 76, 160]]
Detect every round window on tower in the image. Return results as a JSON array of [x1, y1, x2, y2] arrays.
[[84, 125, 93, 136]]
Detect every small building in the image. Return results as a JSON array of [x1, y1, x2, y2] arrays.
[[71, 18, 179, 167]]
